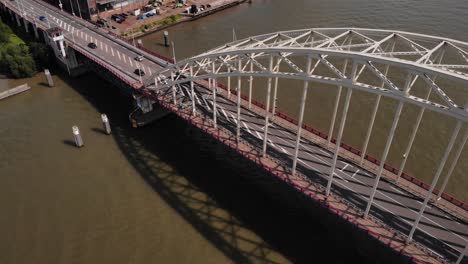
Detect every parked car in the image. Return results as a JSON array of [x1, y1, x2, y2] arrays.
[[88, 42, 97, 49], [134, 69, 145, 76], [39, 15, 46, 21]]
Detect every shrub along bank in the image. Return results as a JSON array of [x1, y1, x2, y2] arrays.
[[0, 18, 53, 78]]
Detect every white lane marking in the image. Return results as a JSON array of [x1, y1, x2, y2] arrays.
[[129, 57, 133, 67], [148, 67, 152, 75], [100, 41, 103, 49], [117, 51, 121, 60], [351, 170, 359, 178], [105, 45, 108, 53], [85, 34, 88, 41], [81, 31, 83, 38], [340, 164, 349, 172], [111, 48, 114, 56]]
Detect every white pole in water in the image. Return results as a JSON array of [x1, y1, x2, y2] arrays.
[[72, 126, 84, 147], [101, 114, 111, 134]]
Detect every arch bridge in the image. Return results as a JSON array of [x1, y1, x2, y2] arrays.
[[0, 0, 466, 260], [145, 28, 468, 263]]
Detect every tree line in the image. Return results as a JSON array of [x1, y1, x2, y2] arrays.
[[0, 18, 52, 78]]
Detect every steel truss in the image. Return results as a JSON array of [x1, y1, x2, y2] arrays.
[[143, 28, 468, 255]]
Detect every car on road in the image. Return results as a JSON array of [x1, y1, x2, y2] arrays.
[[39, 15, 46, 21], [134, 55, 144, 62], [88, 42, 97, 49], [134, 69, 145, 76]]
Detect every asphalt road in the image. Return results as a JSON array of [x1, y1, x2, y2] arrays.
[[5, 0, 467, 262], [8, 0, 166, 85]]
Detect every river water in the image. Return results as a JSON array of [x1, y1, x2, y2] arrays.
[[0, 1, 467, 263]]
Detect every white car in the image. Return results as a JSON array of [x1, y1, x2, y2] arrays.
[[134, 55, 144, 62]]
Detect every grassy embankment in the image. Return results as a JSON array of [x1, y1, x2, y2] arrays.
[[0, 18, 52, 78]]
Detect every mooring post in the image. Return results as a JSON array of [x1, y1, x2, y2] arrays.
[[72, 126, 84, 147], [163, 31, 169, 47], [44, 69, 54, 87], [101, 114, 111, 135]]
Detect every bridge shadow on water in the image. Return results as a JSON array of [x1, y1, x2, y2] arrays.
[[60, 70, 377, 264]]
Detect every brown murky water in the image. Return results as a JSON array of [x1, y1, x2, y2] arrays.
[[0, 0, 467, 263]]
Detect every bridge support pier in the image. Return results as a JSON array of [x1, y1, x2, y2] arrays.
[[407, 120, 462, 243], [23, 18, 28, 33], [15, 13, 21, 27], [8, 9, 14, 22], [33, 22, 39, 39]]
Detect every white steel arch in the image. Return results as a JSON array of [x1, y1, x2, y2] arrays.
[[145, 28, 468, 122], [143, 28, 468, 254]]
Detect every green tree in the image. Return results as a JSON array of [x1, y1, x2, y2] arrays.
[[2, 44, 36, 78]]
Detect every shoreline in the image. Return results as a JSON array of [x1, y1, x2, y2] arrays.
[[124, 0, 247, 39]]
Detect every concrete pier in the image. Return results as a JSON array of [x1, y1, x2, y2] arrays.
[[44, 69, 54, 87], [72, 126, 84, 147]]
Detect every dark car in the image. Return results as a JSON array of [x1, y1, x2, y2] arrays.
[[88, 42, 97, 49], [39, 15, 46, 21], [134, 69, 145, 76]]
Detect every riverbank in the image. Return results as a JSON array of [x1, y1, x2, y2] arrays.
[[106, 0, 247, 39]]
